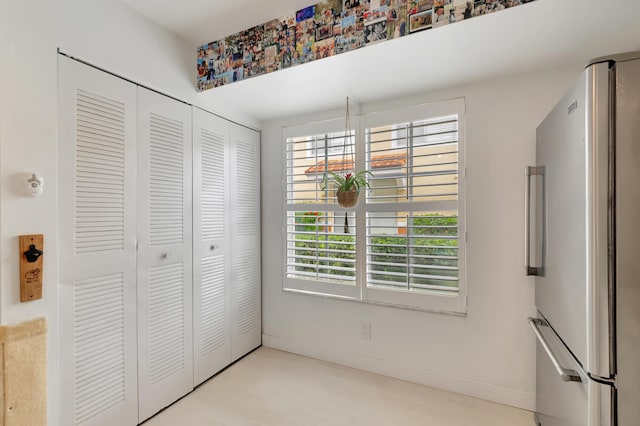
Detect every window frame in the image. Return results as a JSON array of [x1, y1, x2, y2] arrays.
[[282, 98, 467, 315]]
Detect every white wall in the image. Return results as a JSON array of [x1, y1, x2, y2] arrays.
[[261, 66, 580, 411], [0, 0, 585, 421], [1, 2, 60, 424], [0, 1, 255, 425]]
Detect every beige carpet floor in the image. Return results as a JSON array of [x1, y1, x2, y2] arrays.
[[144, 347, 533, 426]]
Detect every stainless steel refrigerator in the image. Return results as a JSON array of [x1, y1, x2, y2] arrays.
[[526, 52, 640, 426]]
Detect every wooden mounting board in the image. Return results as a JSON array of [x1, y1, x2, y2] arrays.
[[19, 234, 43, 303]]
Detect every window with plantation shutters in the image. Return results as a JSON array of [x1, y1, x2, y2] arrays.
[[283, 99, 466, 313]]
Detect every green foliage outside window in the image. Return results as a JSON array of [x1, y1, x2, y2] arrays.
[[293, 233, 356, 277], [292, 214, 459, 290], [295, 211, 322, 232]]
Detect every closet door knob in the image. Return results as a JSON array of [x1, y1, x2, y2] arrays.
[[210, 244, 218, 251], [163, 251, 173, 259]]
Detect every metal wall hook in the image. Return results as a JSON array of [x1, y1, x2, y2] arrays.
[[27, 173, 44, 196]]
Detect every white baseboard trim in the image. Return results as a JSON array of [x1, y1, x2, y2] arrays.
[[263, 333, 535, 411]]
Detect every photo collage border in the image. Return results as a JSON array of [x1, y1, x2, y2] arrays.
[[197, 0, 536, 91]]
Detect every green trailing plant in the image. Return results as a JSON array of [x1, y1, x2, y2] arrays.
[[321, 170, 373, 194]]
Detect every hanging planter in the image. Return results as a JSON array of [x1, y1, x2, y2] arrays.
[[337, 187, 358, 208], [325, 170, 373, 208], [321, 97, 373, 210]]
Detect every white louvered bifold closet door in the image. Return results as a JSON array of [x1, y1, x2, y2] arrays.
[[136, 88, 193, 422], [58, 56, 139, 426], [192, 108, 232, 385], [229, 125, 262, 361]]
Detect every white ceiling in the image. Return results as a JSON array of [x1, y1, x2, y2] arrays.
[[118, 0, 640, 123], [119, 0, 316, 46]]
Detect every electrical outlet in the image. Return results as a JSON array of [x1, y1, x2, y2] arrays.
[[361, 323, 371, 340]]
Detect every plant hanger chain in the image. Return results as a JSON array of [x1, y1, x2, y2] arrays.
[[342, 96, 353, 233], [342, 96, 354, 173]]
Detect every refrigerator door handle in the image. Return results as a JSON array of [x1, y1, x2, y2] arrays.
[[525, 166, 545, 276], [528, 317, 582, 383]]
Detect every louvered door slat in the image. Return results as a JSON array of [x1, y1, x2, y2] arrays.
[[201, 129, 226, 241], [137, 88, 193, 423], [149, 113, 184, 247], [74, 89, 126, 255], [235, 141, 258, 238], [76, 136, 126, 153], [234, 250, 259, 336], [200, 256, 226, 355], [192, 108, 232, 386], [59, 56, 138, 426], [148, 263, 185, 384]]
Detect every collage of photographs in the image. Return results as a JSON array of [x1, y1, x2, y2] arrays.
[[197, 0, 536, 91]]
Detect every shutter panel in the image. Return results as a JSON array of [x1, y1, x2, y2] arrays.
[[192, 108, 232, 385], [362, 100, 467, 313], [58, 56, 138, 426], [136, 88, 193, 422], [230, 125, 262, 361], [283, 125, 359, 298], [365, 115, 460, 294]]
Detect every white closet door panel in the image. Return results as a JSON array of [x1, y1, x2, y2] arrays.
[[230, 125, 261, 361], [192, 108, 232, 385], [137, 88, 193, 422], [58, 56, 138, 426]]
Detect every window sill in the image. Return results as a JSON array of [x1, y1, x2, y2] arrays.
[[281, 286, 467, 317]]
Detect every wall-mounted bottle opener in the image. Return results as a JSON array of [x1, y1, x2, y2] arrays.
[[19, 234, 44, 302]]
